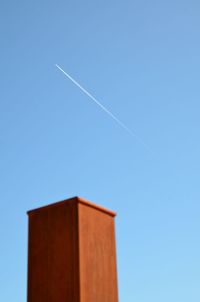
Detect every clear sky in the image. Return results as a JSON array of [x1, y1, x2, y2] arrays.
[[1, 0, 200, 301]]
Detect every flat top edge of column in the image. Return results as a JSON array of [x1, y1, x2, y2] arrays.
[[27, 196, 117, 217]]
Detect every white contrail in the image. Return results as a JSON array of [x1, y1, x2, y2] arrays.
[[55, 64, 151, 152], [55, 64, 135, 136]]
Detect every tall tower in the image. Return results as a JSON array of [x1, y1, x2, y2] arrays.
[[27, 196, 118, 302]]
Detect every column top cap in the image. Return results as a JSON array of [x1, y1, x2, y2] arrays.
[[27, 196, 117, 217]]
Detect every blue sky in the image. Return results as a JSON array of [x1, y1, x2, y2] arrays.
[[1, 0, 200, 301]]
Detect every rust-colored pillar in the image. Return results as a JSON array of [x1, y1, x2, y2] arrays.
[[27, 196, 118, 302]]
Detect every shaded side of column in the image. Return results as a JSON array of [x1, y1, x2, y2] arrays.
[[27, 200, 80, 302]]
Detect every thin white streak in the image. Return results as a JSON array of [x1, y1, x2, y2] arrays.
[[55, 64, 151, 152]]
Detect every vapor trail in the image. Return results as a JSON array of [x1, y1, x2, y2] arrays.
[[55, 64, 151, 152]]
